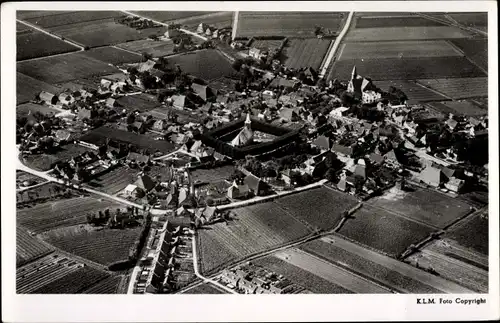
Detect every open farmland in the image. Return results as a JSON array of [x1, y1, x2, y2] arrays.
[[450, 38, 488, 71], [368, 188, 474, 229], [338, 40, 462, 60], [20, 11, 125, 28], [344, 26, 473, 42], [166, 49, 234, 81], [42, 225, 143, 266], [17, 226, 55, 267], [253, 255, 353, 294], [17, 73, 61, 104], [282, 38, 332, 70], [447, 208, 488, 255], [129, 11, 219, 22], [182, 282, 226, 294], [115, 93, 159, 113], [17, 25, 80, 61], [354, 12, 416, 18], [17, 197, 120, 234], [115, 39, 175, 57], [17, 102, 60, 118], [274, 186, 359, 231], [236, 12, 346, 38], [87, 166, 140, 195], [17, 52, 121, 84], [197, 201, 312, 275], [179, 12, 234, 31], [337, 204, 436, 257], [191, 165, 234, 183], [327, 56, 486, 82], [373, 80, 447, 102], [80, 47, 142, 64], [354, 16, 445, 29], [447, 13, 487, 31], [32, 266, 110, 294], [416, 78, 488, 100], [82, 275, 122, 294]]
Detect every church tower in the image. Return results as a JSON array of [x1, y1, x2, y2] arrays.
[[244, 113, 252, 130], [351, 65, 357, 80]]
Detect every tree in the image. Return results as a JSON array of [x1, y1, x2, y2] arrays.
[[325, 168, 338, 183], [232, 59, 244, 72], [126, 113, 136, 124], [142, 52, 153, 62]]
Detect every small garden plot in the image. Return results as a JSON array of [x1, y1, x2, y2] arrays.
[[17, 52, 121, 84], [344, 26, 473, 42], [354, 16, 445, 28], [447, 209, 488, 255], [373, 80, 447, 102], [337, 205, 435, 257], [42, 225, 143, 266], [327, 56, 486, 82], [450, 38, 487, 71], [338, 40, 462, 60], [17, 102, 60, 118], [22, 11, 125, 29], [17, 226, 55, 268], [167, 49, 234, 81], [182, 282, 226, 294], [17, 73, 61, 105], [17, 25, 80, 61], [416, 77, 488, 100], [191, 165, 235, 184], [82, 275, 122, 294], [282, 38, 332, 70], [115, 93, 159, 113], [275, 187, 359, 231], [17, 197, 120, 234], [368, 188, 473, 229], [81, 46, 142, 65], [87, 166, 139, 195], [115, 39, 176, 57], [32, 266, 110, 294], [253, 255, 353, 294]]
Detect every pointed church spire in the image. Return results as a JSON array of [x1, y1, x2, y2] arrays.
[[351, 65, 357, 80], [245, 113, 251, 129]]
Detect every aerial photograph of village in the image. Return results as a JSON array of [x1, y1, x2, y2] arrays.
[[15, 10, 489, 295]]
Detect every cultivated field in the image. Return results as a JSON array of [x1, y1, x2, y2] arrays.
[[16, 102, 60, 118], [191, 165, 235, 183], [353, 16, 445, 28], [416, 77, 488, 100], [17, 73, 61, 104], [20, 11, 125, 28], [32, 266, 110, 294], [368, 188, 473, 229], [450, 38, 488, 71], [337, 204, 436, 257], [82, 275, 123, 294], [115, 39, 175, 57], [373, 80, 447, 102], [182, 282, 226, 294], [344, 26, 473, 42], [253, 255, 353, 294], [167, 49, 234, 81], [80, 47, 142, 65], [178, 12, 234, 31], [42, 225, 143, 266], [274, 187, 359, 231], [354, 12, 417, 18], [197, 201, 312, 275], [236, 12, 346, 38], [17, 197, 120, 234], [282, 38, 332, 70], [17, 52, 121, 84], [129, 11, 219, 23], [327, 56, 486, 81], [447, 12, 488, 31], [17, 25, 80, 61], [447, 208, 488, 255], [338, 40, 462, 60], [87, 166, 140, 195], [17, 226, 55, 267], [115, 93, 159, 113]]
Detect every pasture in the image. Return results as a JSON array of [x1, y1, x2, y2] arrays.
[[81, 47, 142, 65], [87, 166, 140, 195], [274, 186, 359, 231], [115, 39, 175, 57], [42, 225, 143, 266], [327, 56, 486, 81], [416, 77, 488, 100], [17, 73, 61, 105], [236, 12, 347, 38], [282, 38, 332, 70], [17, 226, 55, 267], [17, 25, 80, 61], [338, 40, 462, 60], [449, 38, 488, 71], [368, 188, 473, 229], [17, 196, 120, 234], [337, 204, 436, 257], [373, 80, 447, 102], [166, 49, 234, 81], [32, 266, 110, 294], [354, 16, 445, 29], [344, 26, 473, 42]]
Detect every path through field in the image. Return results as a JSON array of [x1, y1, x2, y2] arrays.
[[16, 19, 85, 52]]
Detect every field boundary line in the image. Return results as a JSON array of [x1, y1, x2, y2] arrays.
[[110, 45, 143, 57], [366, 201, 442, 231], [16, 19, 85, 50], [413, 80, 454, 101], [271, 201, 317, 233], [422, 248, 488, 276]]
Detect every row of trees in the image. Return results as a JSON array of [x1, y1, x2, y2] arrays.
[[128, 213, 152, 263]]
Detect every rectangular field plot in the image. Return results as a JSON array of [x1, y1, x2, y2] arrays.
[[450, 38, 487, 71], [17, 25, 80, 61], [17, 197, 120, 234], [115, 39, 175, 57], [373, 80, 447, 102], [344, 26, 473, 42], [253, 255, 353, 294], [87, 166, 140, 195], [129, 11, 219, 22], [31, 266, 110, 294], [17, 73, 61, 104], [17, 52, 121, 84], [282, 38, 332, 70], [42, 225, 143, 266], [274, 187, 359, 231], [166, 49, 234, 81], [115, 93, 159, 112], [447, 208, 488, 256], [82, 275, 122, 294], [368, 188, 473, 229], [337, 205, 436, 257], [416, 77, 488, 100], [447, 13, 487, 30], [21, 11, 125, 29], [354, 16, 445, 28], [81, 47, 142, 65], [182, 282, 227, 294], [236, 12, 346, 38], [301, 237, 452, 293], [17, 226, 55, 267], [338, 41, 462, 60], [327, 56, 486, 81]]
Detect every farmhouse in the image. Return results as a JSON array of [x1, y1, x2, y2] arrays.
[[227, 181, 250, 199]]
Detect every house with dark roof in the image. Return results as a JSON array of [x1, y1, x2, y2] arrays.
[[227, 182, 250, 199], [191, 83, 216, 102], [134, 174, 156, 192], [244, 174, 268, 196]]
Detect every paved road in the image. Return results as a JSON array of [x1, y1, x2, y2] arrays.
[[319, 11, 354, 79], [319, 235, 474, 293]]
